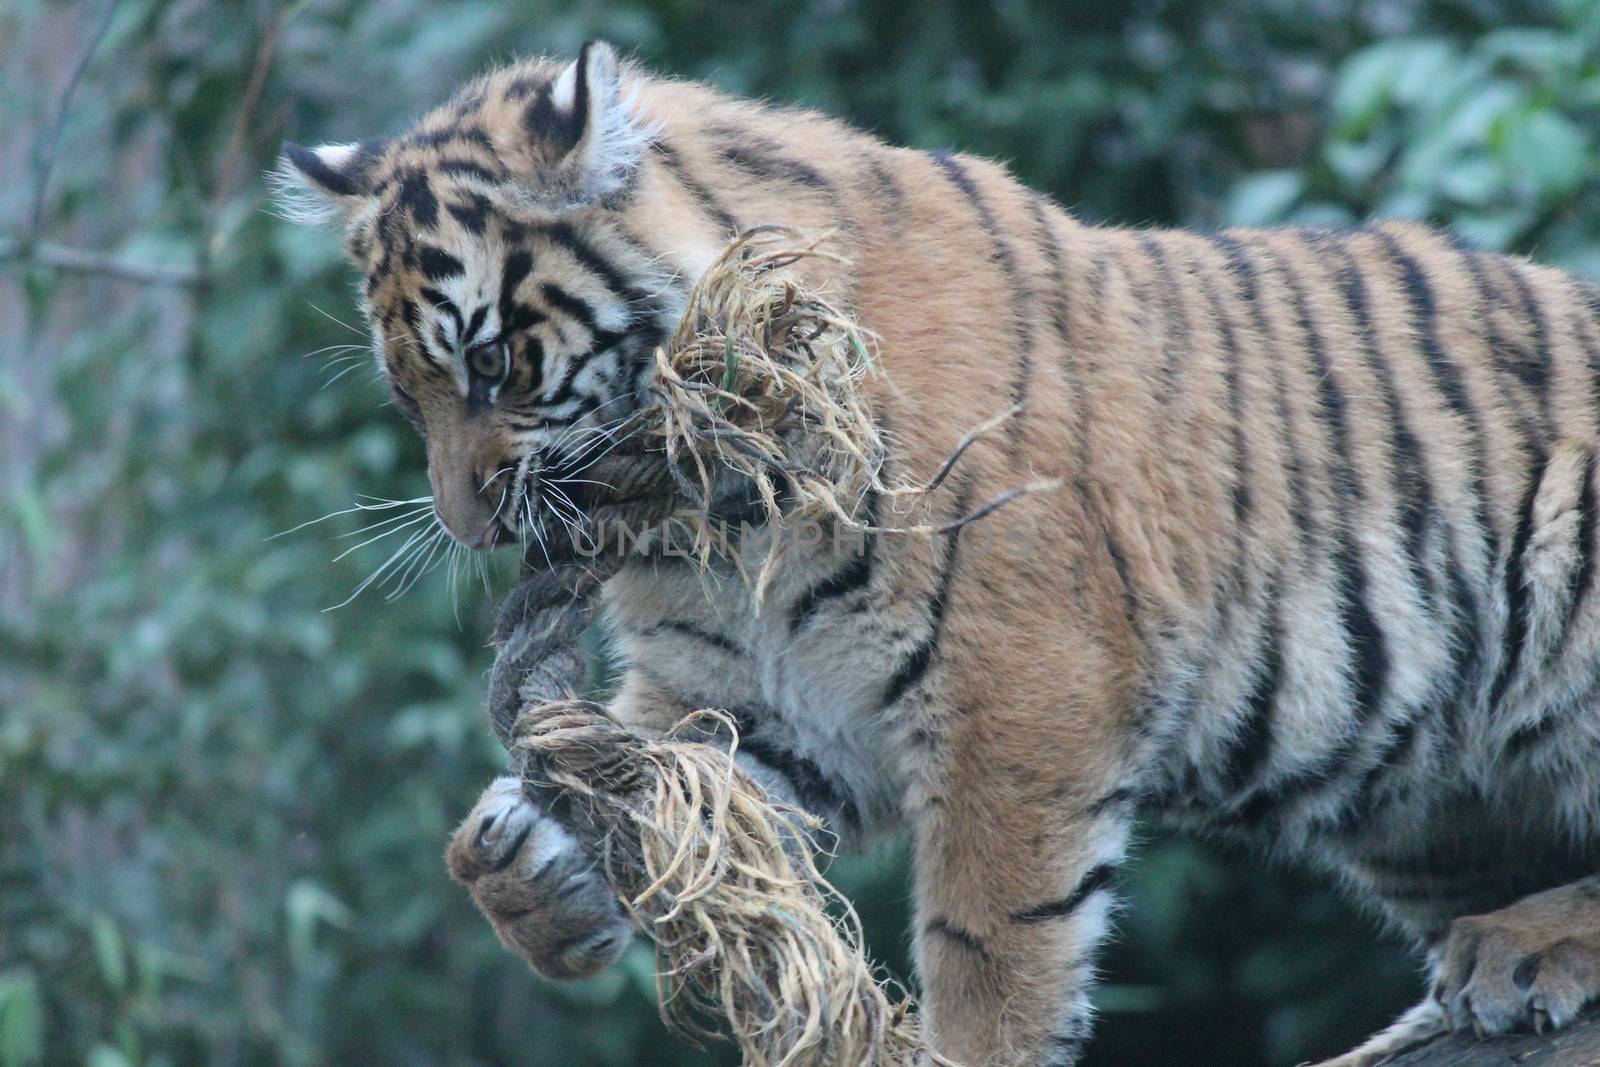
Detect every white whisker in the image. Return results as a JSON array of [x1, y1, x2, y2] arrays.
[[550, 477, 618, 491], [388, 525, 450, 600], [336, 504, 434, 540], [325, 524, 433, 611], [269, 495, 433, 540], [319, 360, 370, 391], [307, 302, 369, 338], [332, 509, 434, 562], [299, 342, 369, 361]]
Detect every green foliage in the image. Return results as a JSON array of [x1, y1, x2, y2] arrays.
[[3, 2, 1597, 1065]]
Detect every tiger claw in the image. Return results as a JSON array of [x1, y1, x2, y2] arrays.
[[1434, 879, 1600, 1039], [446, 775, 633, 980]]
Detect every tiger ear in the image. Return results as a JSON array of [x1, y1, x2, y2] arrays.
[[513, 40, 650, 208], [272, 140, 387, 225]]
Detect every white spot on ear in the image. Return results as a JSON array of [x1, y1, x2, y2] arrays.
[[551, 60, 578, 111], [269, 141, 381, 227], [314, 143, 362, 170]]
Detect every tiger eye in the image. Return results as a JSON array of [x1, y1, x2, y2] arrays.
[[470, 342, 505, 380]]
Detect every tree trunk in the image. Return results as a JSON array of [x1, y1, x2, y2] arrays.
[[1382, 1012, 1600, 1066]]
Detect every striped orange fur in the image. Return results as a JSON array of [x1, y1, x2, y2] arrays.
[[281, 43, 1600, 1066]]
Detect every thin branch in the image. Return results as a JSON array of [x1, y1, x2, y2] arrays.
[[0, 237, 203, 287], [207, 0, 309, 244], [29, 0, 123, 241]]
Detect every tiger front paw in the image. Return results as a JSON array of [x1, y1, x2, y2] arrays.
[[1434, 878, 1600, 1037], [446, 776, 633, 980]]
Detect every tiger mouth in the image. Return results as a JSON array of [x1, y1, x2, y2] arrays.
[[508, 450, 680, 563], [508, 449, 776, 569]]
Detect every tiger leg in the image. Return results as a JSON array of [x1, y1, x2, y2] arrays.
[[446, 671, 699, 980], [911, 768, 1130, 1066], [1431, 876, 1600, 1036], [447, 671, 826, 980]]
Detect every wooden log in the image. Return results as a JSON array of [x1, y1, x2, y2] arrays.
[[1381, 1012, 1600, 1066]]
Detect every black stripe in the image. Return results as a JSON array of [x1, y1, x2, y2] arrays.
[[465, 305, 488, 346], [537, 222, 645, 304], [1326, 716, 1420, 833], [445, 192, 491, 236], [1488, 450, 1549, 711], [737, 734, 860, 833], [1141, 235, 1192, 394], [539, 282, 598, 330], [1210, 235, 1312, 550], [402, 125, 492, 151], [642, 620, 748, 657], [418, 245, 464, 283], [497, 251, 541, 389], [1229, 754, 1344, 828], [878, 513, 964, 709], [1506, 707, 1564, 757], [540, 342, 607, 408], [1277, 251, 1389, 721], [512, 335, 545, 395], [436, 158, 501, 183], [1453, 247, 1545, 467], [716, 138, 831, 190], [400, 297, 424, 342], [485, 825, 533, 874], [394, 170, 439, 228], [418, 287, 461, 334], [1197, 271, 1253, 540], [1315, 233, 1439, 605], [504, 73, 541, 101], [790, 493, 878, 633], [1029, 194, 1072, 354], [1438, 560, 1479, 744], [521, 75, 582, 153], [924, 917, 989, 958], [1503, 259, 1555, 423], [1220, 594, 1281, 797], [866, 155, 906, 232], [1373, 228, 1499, 564], [1320, 233, 1482, 745], [649, 140, 740, 236], [1562, 449, 1598, 643], [651, 697, 862, 832], [1012, 863, 1118, 923], [927, 149, 1033, 451], [497, 251, 539, 330]]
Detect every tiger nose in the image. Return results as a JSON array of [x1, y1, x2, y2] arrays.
[[469, 465, 516, 547], [425, 443, 512, 550], [469, 521, 503, 550]]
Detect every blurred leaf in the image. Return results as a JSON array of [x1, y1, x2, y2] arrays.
[[90, 915, 128, 994], [0, 971, 42, 1067], [1223, 171, 1303, 227], [1504, 108, 1590, 197], [286, 880, 353, 963]]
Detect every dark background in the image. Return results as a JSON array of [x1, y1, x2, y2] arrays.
[[4, 1, 1598, 1064]]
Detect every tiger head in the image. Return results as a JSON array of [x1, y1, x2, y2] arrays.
[[276, 43, 700, 550]]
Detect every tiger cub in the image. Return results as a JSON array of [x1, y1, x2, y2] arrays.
[[279, 41, 1600, 1066]]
